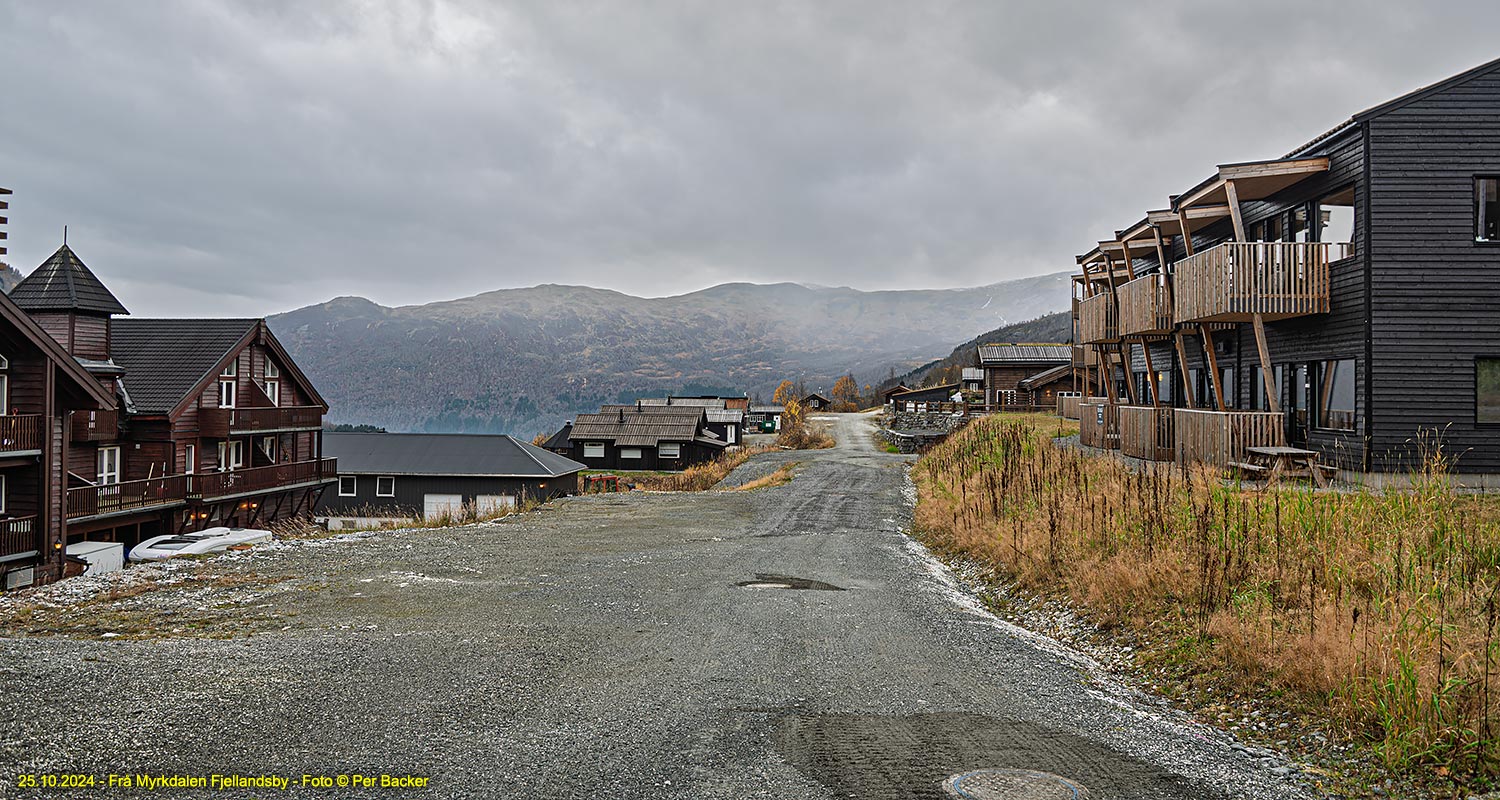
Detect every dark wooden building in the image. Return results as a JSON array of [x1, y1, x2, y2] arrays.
[[888, 383, 962, 412], [317, 431, 584, 524], [568, 406, 726, 470], [802, 393, 831, 411], [1070, 57, 1500, 477], [975, 344, 1072, 410], [1017, 364, 1073, 409]]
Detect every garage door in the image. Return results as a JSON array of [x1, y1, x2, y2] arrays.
[[423, 494, 463, 520], [474, 495, 517, 515]]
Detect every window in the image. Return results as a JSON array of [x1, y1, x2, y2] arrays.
[[221, 360, 238, 377], [97, 446, 121, 485], [0, 374, 9, 416], [1479, 358, 1500, 424], [1250, 365, 1285, 411], [1290, 206, 1310, 242], [218, 440, 243, 472], [219, 379, 236, 408], [263, 380, 280, 406], [376, 476, 395, 497], [1317, 359, 1357, 431], [1478, 178, 1499, 243], [583, 442, 605, 459], [184, 444, 196, 474], [725, 426, 736, 444], [0, 474, 7, 514], [620, 448, 643, 460], [260, 436, 278, 463], [339, 476, 357, 496], [264, 361, 280, 379], [1317, 186, 1355, 248], [659, 443, 681, 459], [1221, 367, 1237, 409]]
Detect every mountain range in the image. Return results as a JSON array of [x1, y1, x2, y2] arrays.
[[267, 274, 1071, 436]]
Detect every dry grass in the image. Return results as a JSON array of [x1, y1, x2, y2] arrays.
[[913, 413, 1500, 786], [733, 462, 798, 491], [632, 446, 776, 491]]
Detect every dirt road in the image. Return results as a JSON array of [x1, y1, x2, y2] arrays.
[[0, 413, 1311, 799]]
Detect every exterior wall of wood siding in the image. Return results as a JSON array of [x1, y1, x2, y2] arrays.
[[316, 473, 578, 518]]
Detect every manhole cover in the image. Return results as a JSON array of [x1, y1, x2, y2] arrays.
[[942, 768, 1087, 799], [735, 573, 844, 591]]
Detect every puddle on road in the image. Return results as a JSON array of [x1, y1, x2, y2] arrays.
[[735, 574, 844, 591]]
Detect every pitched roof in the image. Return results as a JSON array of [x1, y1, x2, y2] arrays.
[[110, 318, 258, 414], [1018, 364, 1071, 390], [10, 244, 129, 315], [542, 422, 573, 450], [803, 393, 830, 403], [977, 344, 1071, 364], [705, 408, 744, 423], [323, 431, 584, 477], [890, 382, 959, 398], [749, 404, 783, 414], [571, 407, 720, 447], [0, 282, 117, 409]]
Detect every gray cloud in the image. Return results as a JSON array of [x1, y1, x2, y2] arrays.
[[1, 1, 1495, 315]]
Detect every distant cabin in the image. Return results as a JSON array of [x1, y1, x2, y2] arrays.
[[975, 344, 1073, 409], [880, 384, 911, 406], [802, 393, 831, 411], [569, 405, 727, 470], [888, 383, 962, 412], [317, 431, 584, 526]]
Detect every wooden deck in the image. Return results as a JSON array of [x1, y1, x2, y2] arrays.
[[1173, 408, 1285, 467], [1119, 405, 1174, 461], [1117, 275, 1173, 338], [1079, 399, 1119, 450], [1077, 292, 1119, 344], [1172, 241, 1350, 323]]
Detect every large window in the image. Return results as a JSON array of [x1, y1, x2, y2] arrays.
[[1317, 359, 1357, 431], [97, 447, 121, 485], [659, 443, 681, 459], [376, 476, 395, 497], [1478, 178, 1499, 243], [1317, 186, 1355, 247], [620, 448, 643, 460], [1250, 365, 1285, 411], [218, 440, 243, 472], [583, 442, 605, 459], [219, 379, 237, 408], [1480, 358, 1500, 424]]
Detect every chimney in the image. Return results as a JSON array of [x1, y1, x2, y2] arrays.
[[618, 408, 625, 423], [636, 399, 642, 411]]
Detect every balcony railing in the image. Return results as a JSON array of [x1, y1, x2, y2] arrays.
[[1079, 398, 1119, 449], [199, 405, 323, 437], [0, 414, 43, 455], [0, 516, 37, 558], [1077, 292, 1119, 344], [1117, 275, 1174, 338], [189, 458, 337, 500], [1173, 409, 1286, 467], [66, 475, 191, 520], [70, 409, 119, 442], [1119, 405, 1174, 462], [1173, 241, 1351, 324]]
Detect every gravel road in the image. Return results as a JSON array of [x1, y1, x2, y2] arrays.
[[0, 413, 1315, 799]]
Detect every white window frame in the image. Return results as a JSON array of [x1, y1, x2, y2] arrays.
[[219, 379, 237, 409], [376, 476, 396, 497], [218, 440, 243, 472], [658, 443, 681, 459], [184, 443, 196, 474], [263, 380, 280, 407], [221, 359, 238, 377], [97, 446, 121, 485], [0, 353, 9, 369], [264, 361, 280, 379], [725, 426, 736, 444], [338, 476, 357, 497], [620, 447, 643, 460], [0, 473, 7, 514], [583, 442, 605, 459], [260, 436, 278, 463], [0, 373, 9, 416]]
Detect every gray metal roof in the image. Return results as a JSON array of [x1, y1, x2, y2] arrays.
[[748, 404, 783, 414], [637, 397, 727, 408], [571, 407, 721, 447], [323, 431, 584, 477], [111, 318, 259, 414], [705, 408, 744, 423], [11, 244, 129, 315], [976, 344, 1072, 364], [542, 422, 573, 450], [1018, 364, 1071, 390]]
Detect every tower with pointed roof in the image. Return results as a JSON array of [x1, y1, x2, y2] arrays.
[[10, 244, 128, 361]]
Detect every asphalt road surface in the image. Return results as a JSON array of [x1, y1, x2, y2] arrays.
[[0, 413, 1312, 799]]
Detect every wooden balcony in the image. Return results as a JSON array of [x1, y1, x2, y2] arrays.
[[0, 516, 37, 558], [0, 414, 43, 456], [1119, 405, 1174, 461], [1077, 292, 1119, 344], [70, 409, 118, 442], [66, 475, 191, 520], [189, 458, 337, 500], [1173, 241, 1351, 323], [1117, 275, 1174, 338], [1070, 345, 1099, 368], [1079, 398, 1119, 449], [199, 405, 323, 437], [1173, 409, 1285, 467]]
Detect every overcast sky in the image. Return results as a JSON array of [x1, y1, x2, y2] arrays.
[[1, 2, 1496, 316]]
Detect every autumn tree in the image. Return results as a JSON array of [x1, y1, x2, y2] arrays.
[[831, 374, 859, 411], [772, 379, 796, 406]]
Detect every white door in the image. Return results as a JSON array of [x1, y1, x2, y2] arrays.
[[474, 495, 517, 515], [423, 494, 463, 520]]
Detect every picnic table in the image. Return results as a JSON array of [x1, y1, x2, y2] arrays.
[[1234, 445, 1331, 488]]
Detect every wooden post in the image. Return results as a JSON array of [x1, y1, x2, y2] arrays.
[[1252, 313, 1280, 413], [1176, 209, 1196, 257], [1142, 342, 1161, 407], [1225, 179, 1248, 242], [1152, 227, 1169, 273], [1200, 324, 1226, 412], [1119, 240, 1136, 281], [1173, 331, 1197, 409], [1119, 343, 1138, 405]]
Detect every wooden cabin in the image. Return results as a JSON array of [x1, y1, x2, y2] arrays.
[[802, 393, 831, 411], [1070, 56, 1500, 477], [316, 432, 583, 525], [568, 405, 726, 470], [975, 344, 1072, 410], [888, 383, 963, 413], [1, 244, 334, 584]]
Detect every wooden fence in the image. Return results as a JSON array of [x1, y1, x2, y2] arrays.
[[0, 515, 36, 558], [1077, 292, 1119, 343], [1119, 405, 1174, 461], [1057, 393, 1082, 420], [1078, 400, 1119, 450], [67, 475, 191, 520], [1173, 409, 1285, 467], [1172, 241, 1350, 323], [1117, 274, 1173, 337]]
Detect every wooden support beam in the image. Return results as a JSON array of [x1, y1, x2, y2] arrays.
[[1252, 313, 1280, 413], [1176, 209, 1195, 256], [1199, 324, 1226, 412], [1141, 342, 1161, 408], [1119, 240, 1136, 281], [1151, 226, 1169, 273], [1224, 179, 1247, 242], [1173, 331, 1197, 409], [1119, 343, 1139, 405]]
